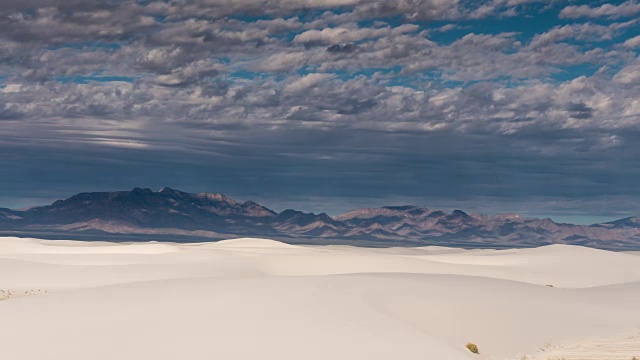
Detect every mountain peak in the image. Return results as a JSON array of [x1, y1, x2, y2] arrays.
[[450, 210, 470, 217], [197, 192, 237, 204], [158, 187, 178, 193], [157, 188, 237, 204], [598, 216, 640, 229]]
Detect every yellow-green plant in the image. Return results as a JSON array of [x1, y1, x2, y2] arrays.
[[465, 342, 479, 354]]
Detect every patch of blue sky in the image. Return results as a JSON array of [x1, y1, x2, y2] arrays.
[[226, 69, 279, 81], [227, 69, 254, 80], [611, 22, 640, 45], [275, 29, 301, 43]]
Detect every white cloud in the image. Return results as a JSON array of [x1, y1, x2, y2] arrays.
[[467, 0, 547, 19], [529, 21, 638, 48], [284, 73, 336, 93], [560, 1, 640, 19], [293, 24, 419, 45], [613, 57, 640, 84], [622, 35, 640, 48]]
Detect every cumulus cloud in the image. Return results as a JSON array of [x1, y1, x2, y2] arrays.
[[559, 1, 640, 19], [613, 57, 640, 84], [622, 35, 640, 48], [152, 60, 226, 87], [466, 0, 529, 18], [294, 24, 419, 45], [284, 73, 336, 93], [529, 21, 638, 48]]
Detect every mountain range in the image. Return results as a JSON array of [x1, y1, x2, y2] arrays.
[[1, 187, 639, 249]]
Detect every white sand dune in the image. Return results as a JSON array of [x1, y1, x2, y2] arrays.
[[532, 332, 640, 360], [0, 236, 639, 360], [0, 236, 180, 254]]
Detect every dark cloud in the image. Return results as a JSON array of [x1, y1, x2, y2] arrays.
[[566, 102, 594, 119]]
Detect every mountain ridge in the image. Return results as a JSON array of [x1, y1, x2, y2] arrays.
[[1, 187, 639, 250]]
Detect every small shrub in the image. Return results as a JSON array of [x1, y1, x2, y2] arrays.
[[465, 342, 479, 354]]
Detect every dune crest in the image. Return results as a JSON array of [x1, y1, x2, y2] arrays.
[[211, 237, 300, 248]]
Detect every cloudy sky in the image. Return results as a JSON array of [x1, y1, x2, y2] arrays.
[[1, 0, 639, 223]]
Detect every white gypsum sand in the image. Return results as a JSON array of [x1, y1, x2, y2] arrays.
[[0, 236, 639, 360], [532, 332, 640, 360]]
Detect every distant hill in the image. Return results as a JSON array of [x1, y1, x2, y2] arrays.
[[1, 187, 639, 249]]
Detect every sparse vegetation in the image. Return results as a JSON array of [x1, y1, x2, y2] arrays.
[[465, 342, 479, 354], [0, 289, 47, 301]]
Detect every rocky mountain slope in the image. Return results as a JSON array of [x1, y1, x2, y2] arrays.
[[1, 188, 639, 249]]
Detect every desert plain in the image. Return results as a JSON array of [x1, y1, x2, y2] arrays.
[[0, 236, 639, 360]]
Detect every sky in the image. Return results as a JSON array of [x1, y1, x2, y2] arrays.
[[1, 0, 639, 224]]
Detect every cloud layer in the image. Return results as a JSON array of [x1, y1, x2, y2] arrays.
[[1, 0, 639, 221]]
